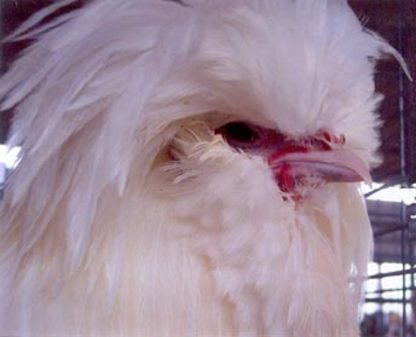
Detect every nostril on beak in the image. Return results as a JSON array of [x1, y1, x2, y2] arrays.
[[315, 131, 346, 147]]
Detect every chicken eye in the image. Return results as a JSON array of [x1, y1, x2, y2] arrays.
[[217, 122, 259, 145]]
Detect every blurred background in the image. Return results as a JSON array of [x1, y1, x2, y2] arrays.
[[0, 1, 415, 336]]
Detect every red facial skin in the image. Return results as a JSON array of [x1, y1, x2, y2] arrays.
[[216, 122, 369, 201]]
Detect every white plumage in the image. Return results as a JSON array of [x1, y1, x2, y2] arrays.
[[0, 0, 408, 336]]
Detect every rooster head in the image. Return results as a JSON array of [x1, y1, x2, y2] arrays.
[[0, 1, 409, 336]]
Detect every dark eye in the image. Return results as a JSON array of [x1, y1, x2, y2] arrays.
[[216, 121, 259, 145]]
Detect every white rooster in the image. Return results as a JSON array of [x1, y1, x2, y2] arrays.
[[0, 0, 409, 336]]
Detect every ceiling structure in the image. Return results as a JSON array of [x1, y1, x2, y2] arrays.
[[348, 0, 416, 265], [349, 0, 416, 187]]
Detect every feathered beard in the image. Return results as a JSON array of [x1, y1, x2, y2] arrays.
[[154, 122, 373, 337]]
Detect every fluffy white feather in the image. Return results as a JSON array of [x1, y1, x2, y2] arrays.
[[0, 0, 403, 336]]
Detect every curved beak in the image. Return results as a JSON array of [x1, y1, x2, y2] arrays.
[[268, 146, 372, 197], [269, 148, 372, 184]]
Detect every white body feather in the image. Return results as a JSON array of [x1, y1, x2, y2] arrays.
[[0, 0, 399, 336]]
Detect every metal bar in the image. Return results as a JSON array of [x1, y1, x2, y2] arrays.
[[374, 225, 407, 238], [0, 0, 3, 73], [410, 243, 415, 290], [365, 298, 411, 304], [366, 287, 415, 295], [397, 0, 409, 334], [364, 175, 404, 198], [365, 183, 387, 198], [368, 267, 416, 280], [400, 201, 408, 334]]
